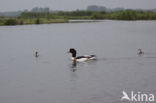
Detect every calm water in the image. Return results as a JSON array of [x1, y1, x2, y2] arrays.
[[0, 20, 156, 103]]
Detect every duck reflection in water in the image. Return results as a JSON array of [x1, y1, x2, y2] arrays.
[[35, 51, 39, 57], [71, 62, 77, 72]]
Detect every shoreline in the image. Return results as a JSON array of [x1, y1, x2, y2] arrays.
[[1, 10, 156, 26], [0, 19, 156, 26]]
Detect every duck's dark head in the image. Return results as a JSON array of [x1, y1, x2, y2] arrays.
[[68, 48, 77, 57]]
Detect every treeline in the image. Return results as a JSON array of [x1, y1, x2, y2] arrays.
[[20, 11, 94, 19], [0, 18, 67, 26], [1, 9, 156, 25], [20, 10, 156, 20], [108, 10, 156, 20]]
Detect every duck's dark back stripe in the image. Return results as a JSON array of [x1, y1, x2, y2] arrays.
[[76, 56, 85, 59]]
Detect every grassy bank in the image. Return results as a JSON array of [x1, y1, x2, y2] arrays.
[[20, 10, 156, 20], [0, 10, 156, 26], [0, 18, 68, 26], [21, 18, 68, 24]]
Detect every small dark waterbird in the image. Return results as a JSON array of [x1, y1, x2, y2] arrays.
[[138, 49, 144, 55]]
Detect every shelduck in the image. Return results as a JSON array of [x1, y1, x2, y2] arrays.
[[68, 48, 96, 62]]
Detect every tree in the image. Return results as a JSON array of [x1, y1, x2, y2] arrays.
[[4, 19, 17, 25], [35, 18, 40, 24]]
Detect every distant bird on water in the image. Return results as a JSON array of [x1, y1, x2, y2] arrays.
[[138, 49, 144, 55]]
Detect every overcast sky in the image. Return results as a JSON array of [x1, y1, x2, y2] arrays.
[[0, 0, 156, 11]]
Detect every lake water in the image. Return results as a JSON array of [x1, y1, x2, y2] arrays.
[[0, 20, 156, 103]]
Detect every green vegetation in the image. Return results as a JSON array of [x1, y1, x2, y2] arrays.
[[109, 10, 156, 20], [0, 18, 68, 26], [20, 11, 93, 19], [20, 10, 156, 20], [35, 18, 40, 24], [91, 12, 106, 19], [4, 19, 18, 25], [0, 10, 156, 26], [21, 18, 68, 24]]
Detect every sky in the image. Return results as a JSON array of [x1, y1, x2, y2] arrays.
[[0, 0, 156, 11]]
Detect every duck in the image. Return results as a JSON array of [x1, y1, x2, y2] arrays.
[[68, 48, 96, 62], [138, 49, 144, 55]]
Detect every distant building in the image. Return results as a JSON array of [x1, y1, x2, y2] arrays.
[[0, 11, 22, 17], [31, 7, 50, 12], [87, 5, 156, 12], [87, 5, 107, 11], [0, 15, 4, 21]]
